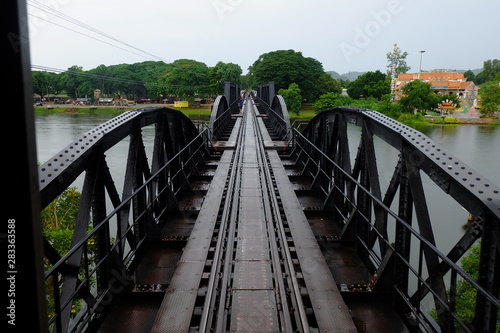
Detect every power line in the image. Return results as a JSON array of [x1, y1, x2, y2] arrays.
[[31, 64, 221, 89], [27, 13, 155, 61], [32, 64, 147, 85], [27, 0, 168, 63]]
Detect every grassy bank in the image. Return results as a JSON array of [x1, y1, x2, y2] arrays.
[[34, 105, 500, 126], [290, 105, 500, 126], [34, 105, 213, 119], [34, 106, 135, 115]]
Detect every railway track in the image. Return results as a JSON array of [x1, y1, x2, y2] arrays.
[[101, 98, 358, 333], [196, 98, 310, 332]]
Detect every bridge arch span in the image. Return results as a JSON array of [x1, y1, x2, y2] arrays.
[[208, 95, 235, 140], [39, 106, 211, 332], [294, 106, 500, 331], [301, 107, 500, 220], [254, 84, 292, 141], [39, 106, 202, 208], [269, 95, 292, 140]]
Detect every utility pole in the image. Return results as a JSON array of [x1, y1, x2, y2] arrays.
[[419, 50, 426, 80]]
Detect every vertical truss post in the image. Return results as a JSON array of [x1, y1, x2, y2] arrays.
[[337, 115, 354, 222], [362, 121, 388, 255], [92, 154, 112, 294], [4, 0, 48, 331], [394, 156, 413, 295], [405, 147, 454, 332], [353, 129, 372, 263], [58, 156, 97, 331], [474, 210, 500, 331]]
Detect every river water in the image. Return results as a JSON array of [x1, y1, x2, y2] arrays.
[[34, 113, 500, 255]]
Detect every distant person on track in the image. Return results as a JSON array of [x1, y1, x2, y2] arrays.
[[238, 97, 244, 113]]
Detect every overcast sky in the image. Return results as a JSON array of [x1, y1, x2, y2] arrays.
[[27, 0, 499, 76]]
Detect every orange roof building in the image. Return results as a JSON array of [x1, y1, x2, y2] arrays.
[[395, 70, 479, 101]]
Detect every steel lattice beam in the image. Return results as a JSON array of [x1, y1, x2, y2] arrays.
[[39, 106, 206, 331], [295, 107, 500, 332]]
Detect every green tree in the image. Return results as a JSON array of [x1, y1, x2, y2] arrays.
[[399, 80, 438, 113], [76, 81, 94, 100], [59, 66, 85, 99], [33, 71, 62, 99], [248, 49, 325, 102], [479, 80, 500, 115], [464, 69, 476, 82], [106, 64, 138, 99], [88, 64, 113, 96], [475, 59, 500, 84], [208, 61, 243, 95], [432, 242, 500, 331], [41, 187, 81, 255], [314, 92, 356, 112], [41, 187, 85, 320], [278, 83, 302, 115], [129, 61, 168, 82], [386, 44, 411, 75], [240, 73, 254, 90], [310, 73, 342, 101], [160, 59, 210, 100], [347, 70, 390, 100], [128, 61, 170, 100]]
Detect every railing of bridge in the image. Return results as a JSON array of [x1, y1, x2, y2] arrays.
[[290, 107, 500, 332], [208, 95, 239, 140], [39, 107, 212, 332], [40, 97, 500, 332], [254, 94, 293, 141]]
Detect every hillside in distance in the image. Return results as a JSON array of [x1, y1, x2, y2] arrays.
[[327, 68, 482, 82], [327, 71, 365, 82]]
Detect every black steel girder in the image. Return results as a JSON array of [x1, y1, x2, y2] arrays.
[[295, 107, 500, 332]]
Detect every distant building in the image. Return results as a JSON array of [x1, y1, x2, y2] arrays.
[[395, 70, 479, 101], [75, 98, 92, 105], [98, 98, 114, 105]]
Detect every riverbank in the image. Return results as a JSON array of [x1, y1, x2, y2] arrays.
[[448, 117, 500, 125], [34, 105, 213, 118], [34, 106, 135, 114], [421, 116, 500, 125], [34, 105, 500, 126]]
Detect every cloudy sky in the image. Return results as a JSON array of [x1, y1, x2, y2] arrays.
[[27, 0, 499, 76]]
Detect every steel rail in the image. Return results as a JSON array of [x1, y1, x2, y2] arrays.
[[251, 102, 294, 332], [202, 99, 309, 331], [250, 100, 310, 332], [198, 109, 246, 333], [213, 105, 247, 332]]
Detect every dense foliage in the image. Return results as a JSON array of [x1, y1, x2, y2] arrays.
[[398, 80, 438, 113], [278, 83, 302, 115], [32, 60, 243, 102], [431, 242, 500, 331], [346, 70, 390, 100], [32, 51, 499, 115], [248, 49, 340, 102], [41, 187, 86, 320], [479, 75, 500, 115], [475, 59, 500, 84]]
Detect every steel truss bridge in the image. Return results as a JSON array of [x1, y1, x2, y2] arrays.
[[33, 82, 500, 333], [5, 3, 498, 332]]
